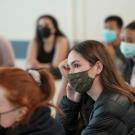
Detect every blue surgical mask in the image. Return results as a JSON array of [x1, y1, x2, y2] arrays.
[[120, 42, 135, 58], [103, 29, 117, 43]]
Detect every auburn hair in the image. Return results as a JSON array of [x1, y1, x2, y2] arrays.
[[0, 67, 56, 124]]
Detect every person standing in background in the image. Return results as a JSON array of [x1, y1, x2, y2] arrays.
[[0, 36, 15, 66], [102, 15, 126, 74]]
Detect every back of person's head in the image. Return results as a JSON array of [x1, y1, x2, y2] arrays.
[[105, 15, 123, 29], [71, 40, 135, 102], [0, 67, 55, 124], [126, 20, 135, 30]]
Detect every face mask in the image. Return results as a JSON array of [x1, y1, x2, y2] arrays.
[[103, 29, 117, 43], [38, 26, 51, 39], [120, 42, 135, 58], [67, 69, 95, 94]]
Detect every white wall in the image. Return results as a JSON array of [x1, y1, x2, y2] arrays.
[[0, 0, 73, 41], [84, 0, 135, 41], [0, 0, 135, 42]]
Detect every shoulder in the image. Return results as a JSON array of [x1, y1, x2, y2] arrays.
[[29, 39, 37, 46], [93, 90, 133, 118], [15, 107, 65, 135], [56, 36, 68, 47], [32, 107, 65, 134], [31, 107, 51, 120], [28, 39, 38, 50]]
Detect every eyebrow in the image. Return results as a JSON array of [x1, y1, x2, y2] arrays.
[[70, 60, 80, 66]]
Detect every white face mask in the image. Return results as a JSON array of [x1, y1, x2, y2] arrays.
[[120, 42, 135, 58], [102, 29, 117, 43]]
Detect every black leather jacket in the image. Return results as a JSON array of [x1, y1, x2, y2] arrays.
[[58, 89, 135, 135], [123, 59, 134, 83]]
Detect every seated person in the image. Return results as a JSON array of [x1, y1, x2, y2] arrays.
[[120, 20, 135, 88], [26, 15, 69, 79], [0, 67, 65, 135], [102, 15, 126, 74], [57, 40, 135, 135]]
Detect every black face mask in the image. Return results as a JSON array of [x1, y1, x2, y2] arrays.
[[38, 26, 51, 39]]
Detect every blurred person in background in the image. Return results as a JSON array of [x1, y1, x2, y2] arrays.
[[120, 20, 135, 88], [26, 15, 69, 79], [102, 15, 126, 74]]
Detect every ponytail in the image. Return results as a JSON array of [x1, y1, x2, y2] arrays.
[[27, 68, 60, 111]]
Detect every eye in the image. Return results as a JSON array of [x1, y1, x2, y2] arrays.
[[73, 64, 80, 68]]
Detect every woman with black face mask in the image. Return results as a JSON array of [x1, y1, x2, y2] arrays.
[[56, 40, 135, 135], [26, 15, 69, 79]]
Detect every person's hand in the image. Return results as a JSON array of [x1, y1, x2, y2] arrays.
[[31, 60, 39, 67], [66, 83, 81, 103], [58, 59, 70, 79], [59, 59, 81, 103], [26, 60, 39, 69]]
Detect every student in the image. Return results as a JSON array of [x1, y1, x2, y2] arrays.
[[57, 40, 135, 135], [26, 15, 69, 79], [103, 15, 126, 73], [0, 36, 15, 66], [120, 21, 135, 88], [0, 67, 65, 135]]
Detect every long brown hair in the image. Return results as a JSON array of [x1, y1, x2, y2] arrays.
[[0, 67, 57, 124], [71, 40, 135, 102]]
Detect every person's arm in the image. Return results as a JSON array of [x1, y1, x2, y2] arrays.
[[0, 37, 15, 66], [81, 101, 127, 135], [52, 37, 69, 68], [15, 107, 65, 135], [58, 96, 81, 135], [57, 78, 68, 104], [57, 59, 70, 103], [26, 40, 39, 68]]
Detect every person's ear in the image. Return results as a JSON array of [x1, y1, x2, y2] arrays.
[[88, 61, 103, 77], [16, 107, 28, 122], [95, 61, 103, 75]]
